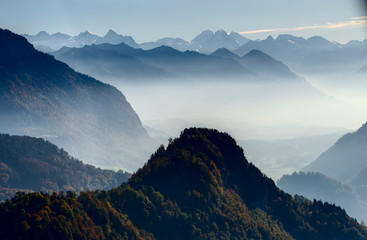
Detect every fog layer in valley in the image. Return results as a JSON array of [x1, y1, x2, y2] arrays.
[[109, 74, 365, 179], [45, 31, 367, 180]]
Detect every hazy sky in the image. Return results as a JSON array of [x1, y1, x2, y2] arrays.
[[1, 0, 366, 43]]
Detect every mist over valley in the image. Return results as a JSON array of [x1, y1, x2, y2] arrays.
[[1, 8, 367, 236]]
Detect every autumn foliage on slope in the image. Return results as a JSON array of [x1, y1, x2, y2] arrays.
[[0, 128, 366, 239]]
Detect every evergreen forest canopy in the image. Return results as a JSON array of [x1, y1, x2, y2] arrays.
[[1, 128, 366, 240]]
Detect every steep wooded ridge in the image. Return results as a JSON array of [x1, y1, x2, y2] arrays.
[[0, 28, 157, 171], [0, 134, 130, 202], [1, 128, 365, 240]]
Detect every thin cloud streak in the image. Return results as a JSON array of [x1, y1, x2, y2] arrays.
[[239, 18, 367, 35], [350, 16, 367, 20]]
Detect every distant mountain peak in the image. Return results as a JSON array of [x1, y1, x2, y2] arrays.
[[229, 31, 250, 45], [105, 29, 119, 37], [215, 29, 228, 35], [148, 45, 180, 54], [211, 47, 239, 58], [200, 29, 215, 35], [307, 35, 332, 45], [245, 49, 271, 58], [36, 31, 49, 37], [78, 30, 99, 37]]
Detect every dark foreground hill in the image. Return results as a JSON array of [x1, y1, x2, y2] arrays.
[[0, 134, 130, 202], [0, 28, 157, 171], [1, 128, 366, 240]]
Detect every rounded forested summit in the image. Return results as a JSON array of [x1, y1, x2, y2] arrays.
[[0, 128, 366, 240]]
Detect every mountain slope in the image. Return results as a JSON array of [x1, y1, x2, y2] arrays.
[[139, 37, 190, 51], [304, 122, 367, 182], [211, 47, 240, 59], [190, 29, 240, 53], [94, 29, 139, 48], [234, 34, 367, 74], [0, 134, 130, 202], [229, 31, 250, 45], [211, 48, 302, 80], [239, 49, 301, 80], [53, 43, 254, 82], [277, 171, 367, 222], [0, 128, 365, 240], [54, 44, 168, 81], [23, 31, 72, 52], [0, 28, 156, 171], [24, 30, 139, 51]]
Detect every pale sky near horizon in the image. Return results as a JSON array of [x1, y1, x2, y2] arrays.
[[1, 0, 366, 43]]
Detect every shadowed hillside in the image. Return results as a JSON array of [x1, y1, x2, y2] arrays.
[[0, 28, 157, 171], [0, 128, 366, 240], [0, 134, 130, 202]]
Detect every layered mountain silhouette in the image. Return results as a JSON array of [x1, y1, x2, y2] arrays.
[[0, 28, 157, 171], [23, 29, 138, 52], [23, 31, 72, 52], [189, 29, 247, 53], [25, 29, 250, 53], [53, 41, 307, 83], [239, 133, 343, 180], [304, 122, 367, 182], [0, 134, 130, 202], [25, 30, 366, 76], [53, 44, 168, 81], [0, 128, 366, 239], [212, 48, 301, 80], [53, 43, 256, 82], [140, 37, 190, 51], [234, 34, 367, 74], [278, 171, 367, 223], [280, 122, 367, 222]]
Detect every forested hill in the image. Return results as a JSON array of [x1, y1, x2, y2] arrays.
[[0, 134, 130, 202], [0, 128, 366, 240]]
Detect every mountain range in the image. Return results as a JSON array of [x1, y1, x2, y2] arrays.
[[0, 28, 157, 171], [0, 128, 366, 239], [278, 171, 367, 223], [211, 48, 300, 80], [303, 122, 367, 211], [24, 29, 367, 76], [233, 35, 367, 74], [23, 29, 139, 52], [277, 122, 367, 223], [0, 134, 130, 202], [52, 42, 305, 83], [25, 29, 249, 54], [52, 43, 258, 82]]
